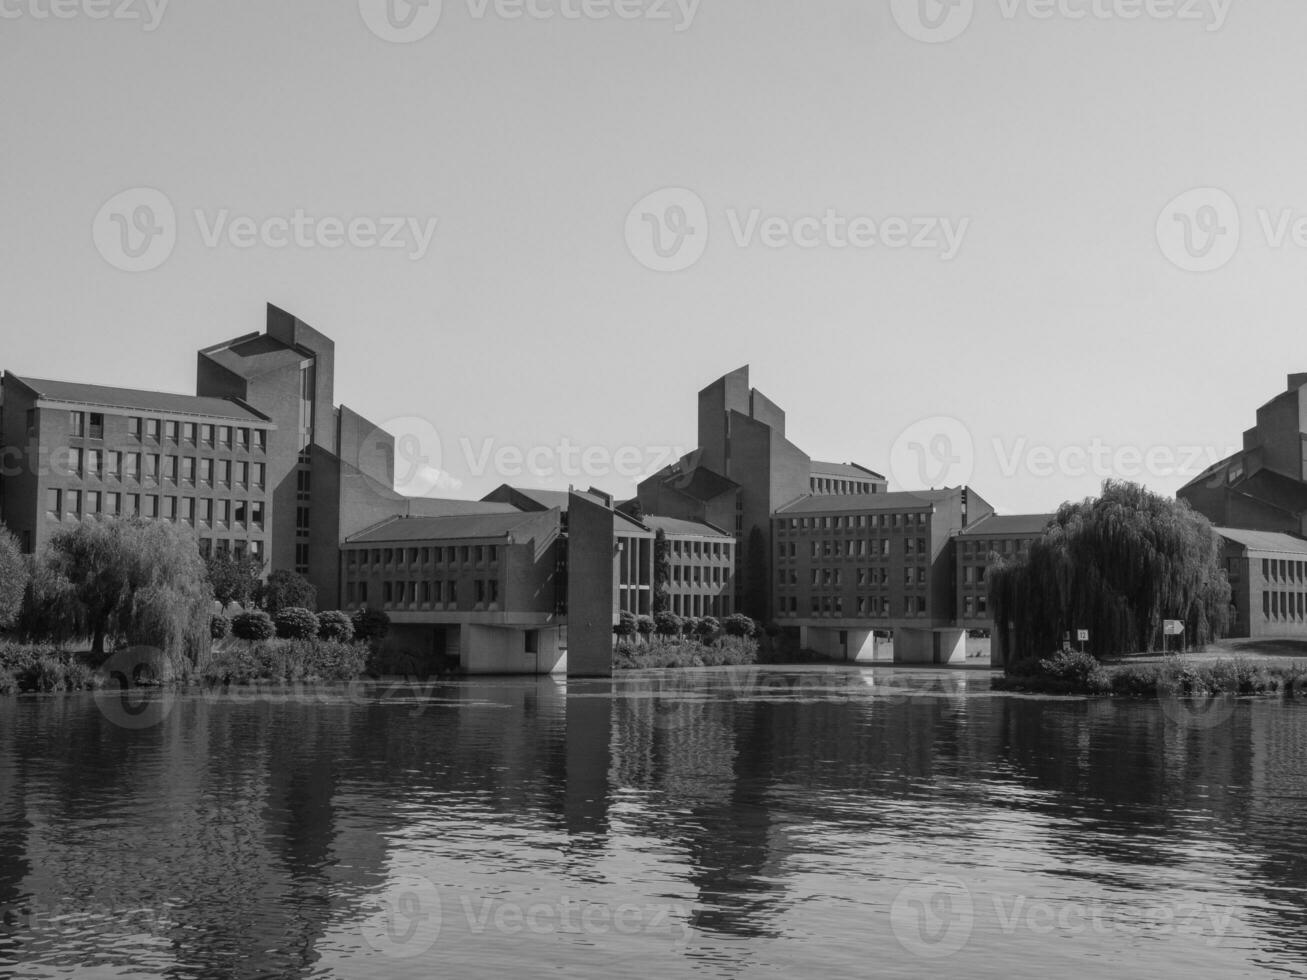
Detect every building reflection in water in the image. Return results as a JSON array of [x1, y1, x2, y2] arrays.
[[0, 671, 1305, 976]]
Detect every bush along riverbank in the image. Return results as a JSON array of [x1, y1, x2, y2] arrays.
[[994, 650, 1307, 699]]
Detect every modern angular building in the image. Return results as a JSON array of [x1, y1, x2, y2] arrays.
[[1216, 527, 1307, 640]]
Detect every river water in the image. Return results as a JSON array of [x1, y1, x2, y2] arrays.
[[0, 665, 1305, 978]]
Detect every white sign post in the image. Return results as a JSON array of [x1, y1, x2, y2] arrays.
[[1162, 620, 1184, 653]]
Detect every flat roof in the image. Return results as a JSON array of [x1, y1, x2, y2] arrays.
[[959, 513, 1056, 537], [8, 375, 269, 423], [775, 489, 959, 515], [1216, 527, 1307, 556]]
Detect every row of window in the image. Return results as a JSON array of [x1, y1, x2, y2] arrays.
[[780, 512, 930, 532], [1263, 590, 1307, 622], [198, 539, 264, 560], [961, 565, 989, 586], [779, 566, 928, 589], [347, 545, 501, 568], [58, 410, 269, 452], [963, 595, 991, 617], [961, 538, 1032, 557], [667, 564, 731, 588], [1262, 559, 1307, 584], [58, 450, 266, 489], [810, 477, 879, 496], [776, 595, 930, 618], [779, 537, 930, 560], [667, 539, 732, 560], [346, 579, 500, 608], [667, 593, 731, 618], [46, 489, 264, 527]]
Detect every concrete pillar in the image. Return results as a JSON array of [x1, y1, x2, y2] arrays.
[[935, 629, 967, 665]]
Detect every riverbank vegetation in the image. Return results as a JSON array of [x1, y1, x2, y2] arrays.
[[995, 649, 1307, 699], [0, 521, 383, 691]]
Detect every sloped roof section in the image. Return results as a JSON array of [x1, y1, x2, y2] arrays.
[[199, 333, 307, 379], [960, 514, 1056, 537], [660, 466, 739, 502], [810, 460, 886, 481], [10, 375, 269, 422], [347, 510, 556, 544], [644, 515, 733, 538], [776, 489, 959, 515], [1216, 527, 1307, 556]]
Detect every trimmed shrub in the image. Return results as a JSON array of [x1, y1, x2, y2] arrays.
[[636, 615, 655, 637], [202, 639, 367, 684], [723, 613, 755, 638], [232, 610, 276, 642], [352, 608, 392, 642], [614, 611, 638, 638], [210, 614, 231, 640], [275, 607, 320, 641], [613, 635, 759, 670], [654, 612, 682, 637], [697, 616, 722, 641], [317, 611, 355, 643]]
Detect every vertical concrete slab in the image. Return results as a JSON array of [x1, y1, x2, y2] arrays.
[[566, 491, 616, 678]]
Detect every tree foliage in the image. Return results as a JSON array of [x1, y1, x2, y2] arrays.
[[258, 569, 318, 615], [316, 611, 355, 643], [43, 520, 212, 662], [0, 528, 28, 631], [614, 610, 638, 637], [205, 551, 264, 609], [653, 611, 682, 637], [232, 610, 276, 642], [652, 529, 671, 614], [275, 607, 320, 640], [352, 608, 391, 642], [989, 481, 1231, 661]]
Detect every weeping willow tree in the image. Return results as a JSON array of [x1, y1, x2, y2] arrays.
[[44, 519, 213, 666], [989, 481, 1231, 661]]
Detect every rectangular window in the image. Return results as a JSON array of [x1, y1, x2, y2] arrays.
[[217, 460, 231, 487], [86, 490, 101, 515], [142, 495, 158, 518], [253, 462, 265, 489], [126, 493, 140, 517], [165, 421, 179, 443], [199, 499, 212, 524], [46, 488, 61, 517], [164, 456, 178, 482], [236, 461, 248, 488], [201, 424, 214, 447], [145, 418, 160, 441], [237, 428, 250, 450], [144, 454, 159, 482], [86, 449, 102, 479], [104, 492, 120, 516], [183, 497, 195, 523], [181, 457, 195, 483], [199, 458, 213, 485], [254, 429, 267, 452], [250, 502, 264, 528], [165, 496, 178, 520], [108, 451, 123, 478], [70, 411, 85, 437], [182, 422, 196, 444], [217, 500, 230, 526]]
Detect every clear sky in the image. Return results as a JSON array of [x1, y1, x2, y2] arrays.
[[3, 0, 1304, 514]]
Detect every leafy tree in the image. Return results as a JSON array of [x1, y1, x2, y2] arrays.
[[210, 614, 231, 640], [614, 610, 638, 638], [16, 556, 85, 647], [352, 608, 391, 642], [653, 611, 682, 637], [636, 614, 655, 637], [46, 520, 211, 660], [0, 528, 28, 631], [697, 616, 721, 641], [745, 526, 769, 621], [258, 570, 318, 615], [724, 613, 757, 638], [989, 481, 1231, 662], [205, 552, 264, 609], [682, 616, 701, 638], [275, 607, 319, 640], [317, 611, 355, 643], [232, 610, 275, 642], [652, 529, 671, 614]]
